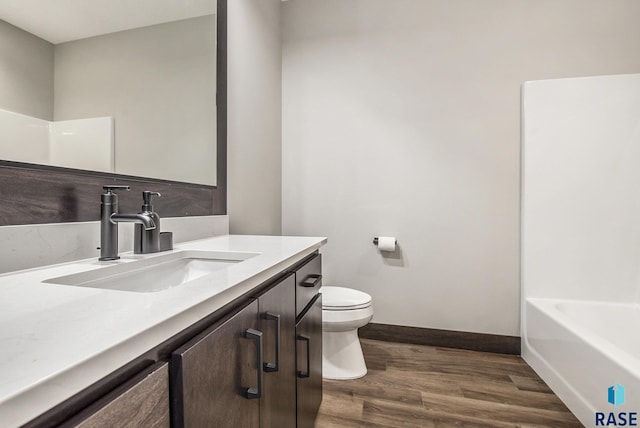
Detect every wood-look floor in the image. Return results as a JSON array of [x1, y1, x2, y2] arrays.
[[316, 339, 582, 427]]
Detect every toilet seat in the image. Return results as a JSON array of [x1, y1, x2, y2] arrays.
[[322, 286, 372, 310]]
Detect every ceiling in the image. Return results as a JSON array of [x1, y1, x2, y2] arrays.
[[0, 0, 216, 44]]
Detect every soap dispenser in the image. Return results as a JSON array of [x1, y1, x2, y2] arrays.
[[134, 191, 161, 254]]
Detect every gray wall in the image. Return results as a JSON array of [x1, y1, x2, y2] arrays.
[[0, 20, 53, 120], [227, 0, 282, 235], [54, 16, 217, 185], [281, 0, 640, 336]]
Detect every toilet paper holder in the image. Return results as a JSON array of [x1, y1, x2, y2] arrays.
[[372, 237, 397, 245]]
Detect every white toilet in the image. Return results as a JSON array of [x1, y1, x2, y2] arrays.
[[321, 286, 373, 380]]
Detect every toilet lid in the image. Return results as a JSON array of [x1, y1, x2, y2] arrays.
[[321, 286, 372, 310]]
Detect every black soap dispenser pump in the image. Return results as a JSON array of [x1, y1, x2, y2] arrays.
[[134, 191, 161, 254]]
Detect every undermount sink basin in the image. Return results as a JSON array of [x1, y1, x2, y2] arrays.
[[44, 250, 259, 293]]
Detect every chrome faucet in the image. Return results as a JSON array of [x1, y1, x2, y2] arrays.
[[99, 185, 156, 261]]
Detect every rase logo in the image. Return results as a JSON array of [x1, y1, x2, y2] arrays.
[[596, 384, 637, 426], [609, 384, 626, 407]]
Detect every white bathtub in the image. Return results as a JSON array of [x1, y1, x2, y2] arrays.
[[523, 298, 640, 426]]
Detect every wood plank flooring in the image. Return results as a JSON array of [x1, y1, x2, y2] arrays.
[[316, 339, 582, 427]]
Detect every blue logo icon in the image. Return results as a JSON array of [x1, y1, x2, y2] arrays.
[[609, 384, 626, 407], [596, 384, 636, 426]]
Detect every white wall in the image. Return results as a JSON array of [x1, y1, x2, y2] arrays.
[[227, 0, 282, 235], [522, 74, 640, 303], [282, 0, 640, 336], [0, 20, 53, 120]]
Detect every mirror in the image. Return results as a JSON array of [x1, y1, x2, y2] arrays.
[[0, 0, 217, 186]]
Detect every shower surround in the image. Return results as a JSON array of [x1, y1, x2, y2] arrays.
[[521, 73, 640, 425]]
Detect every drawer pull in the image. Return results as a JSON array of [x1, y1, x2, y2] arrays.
[[301, 274, 322, 288], [263, 312, 280, 372], [297, 334, 310, 378], [244, 328, 263, 399]]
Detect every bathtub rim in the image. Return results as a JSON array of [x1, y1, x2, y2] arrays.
[[525, 297, 640, 381], [523, 297, 640, 426]]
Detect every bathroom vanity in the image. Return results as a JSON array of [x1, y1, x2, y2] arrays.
[[0, 235, 325, 428]]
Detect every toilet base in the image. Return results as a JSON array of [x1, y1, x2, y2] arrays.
[[322, 329, 367, 380]]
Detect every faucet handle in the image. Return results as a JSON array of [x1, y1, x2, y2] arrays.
[[103, 185, 131, 194]]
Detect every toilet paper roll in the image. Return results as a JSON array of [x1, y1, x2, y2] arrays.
[[376, 236, 396, 251]]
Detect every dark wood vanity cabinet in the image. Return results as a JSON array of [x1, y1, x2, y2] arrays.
[[61, 362, 170, 428], [255, 274, 297, 428], [170, 299, 261, 428], [29, 252, 323, 428], [296, 294, 323, 428], [171, 273, 299, 428], [290, 253, 324, 428]]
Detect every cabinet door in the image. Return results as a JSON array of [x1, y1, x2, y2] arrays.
[[258, 274, 296, 428], [63, 362, 170, 428], [171, 300, 260, 428], [296, 294, 323, 428]]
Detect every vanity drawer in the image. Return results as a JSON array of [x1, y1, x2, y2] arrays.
[[293, 253, 322, 317]]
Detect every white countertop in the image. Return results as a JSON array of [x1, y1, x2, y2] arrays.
[[0, 234, 326, 427]]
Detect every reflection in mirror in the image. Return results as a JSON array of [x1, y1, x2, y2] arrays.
[[0, 1, 217, 186]]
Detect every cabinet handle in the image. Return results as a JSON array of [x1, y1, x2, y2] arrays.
[[301, 274, 322, 288], [297, 334, 310, 378], [263, 312, 280, 373], [244, 328, 263, 399]]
